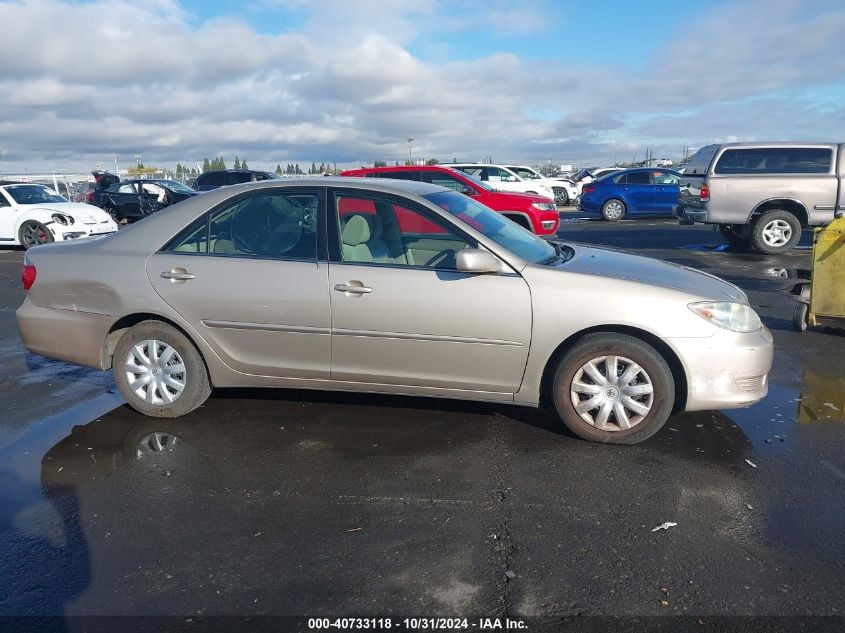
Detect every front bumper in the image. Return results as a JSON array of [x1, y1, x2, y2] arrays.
[[50, 222, 118, 241], [675, 205, 708, 225], [669, 325, 774, 411]]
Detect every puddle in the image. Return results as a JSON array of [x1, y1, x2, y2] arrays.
[[762, 268, 811, 280], [794, 371, 845, 423]]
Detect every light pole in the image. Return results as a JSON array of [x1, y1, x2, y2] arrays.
[[406, 137, 414, 165], [114, 154, 119, 174]]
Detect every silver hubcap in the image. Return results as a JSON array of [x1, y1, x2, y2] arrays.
[[604, 202, 623, 219], [762, 219, 792, 247], [569, 355, 654, 432], [124, 339, 186, 405]]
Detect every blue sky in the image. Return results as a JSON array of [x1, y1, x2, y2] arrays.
[[0, 0, 843, 172]]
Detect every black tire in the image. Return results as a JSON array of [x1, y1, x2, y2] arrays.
[[601, 198, 626, 221], [18, 220, 54, 250], [792, 302, 809, 332], [551, 333, 674, 444], [719, 224, 746, 246], [113, 320, 211, 418], [749, 210, 802, 254], [554, 189, 569, 206]]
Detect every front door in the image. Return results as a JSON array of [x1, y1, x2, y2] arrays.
[[147, 187, 330, 378], [619, 171, 655, 213], [652, 170, 680, 216], [327, 188, 532, 394]]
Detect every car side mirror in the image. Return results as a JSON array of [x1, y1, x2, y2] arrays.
[[460, 186, 477, 196], [456, 249, 503, 274]]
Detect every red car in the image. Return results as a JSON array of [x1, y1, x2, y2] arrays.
[[340, 166, 559, 236]]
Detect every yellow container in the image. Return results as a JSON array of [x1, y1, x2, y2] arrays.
[[808, 215, 845, 326]]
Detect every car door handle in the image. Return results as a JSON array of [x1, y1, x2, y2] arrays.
[[334, 281, 372, 294], [160, 269, 195, 281]]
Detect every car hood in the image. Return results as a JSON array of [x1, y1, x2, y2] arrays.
[[563, 244, 748, 302], [28, 202, 114, 224]]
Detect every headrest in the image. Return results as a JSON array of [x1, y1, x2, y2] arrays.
[[341, 214, 371, 246]]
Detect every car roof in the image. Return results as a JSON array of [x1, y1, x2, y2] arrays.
[[713, 141, 839, 149], [323, 175, 450, 196], [200, 169, 272, 175], [0, 180, 25, 187]]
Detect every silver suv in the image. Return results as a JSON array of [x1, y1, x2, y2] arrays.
[[675, 142, 843, 253]]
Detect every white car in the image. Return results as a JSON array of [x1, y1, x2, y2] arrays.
[[448, 164, 556, 202], [0, 182, 118, 249], [504, 165, 578, 205]]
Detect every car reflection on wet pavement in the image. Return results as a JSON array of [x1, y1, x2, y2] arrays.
[[0, 220, 843, 620]]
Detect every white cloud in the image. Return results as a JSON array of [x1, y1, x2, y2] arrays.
[[0, 0, 843, 172]]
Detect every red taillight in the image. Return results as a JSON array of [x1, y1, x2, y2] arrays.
[[700, 183, 710, 202], [86, 192, 94, 203], [22, 264, 36, 291], [582, 184, 596, 194]]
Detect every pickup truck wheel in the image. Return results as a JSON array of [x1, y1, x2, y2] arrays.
[[719, 224, 747, 246], [551, 333, 674, 444], [113, 320, 211, 418], [601, 199, 626, 221], [749, 210, 802, 254]]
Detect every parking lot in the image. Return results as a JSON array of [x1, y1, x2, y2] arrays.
[[1, 215, 843, 626]]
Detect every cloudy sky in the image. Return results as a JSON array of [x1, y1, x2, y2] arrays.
[[1, 0, 843, 173]]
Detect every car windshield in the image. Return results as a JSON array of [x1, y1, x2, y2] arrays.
[[424, 191, 556, 264], [158, 180, 196, 194], [3, 184, 67, 204]]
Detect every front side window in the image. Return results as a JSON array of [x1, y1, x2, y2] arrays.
[[510, 167, 541, 180], [334, 192, 472, 270], [164, 191, 319, 259], [419, 171, 475, 194], [3, 184, 66, 204], [117, 183, 137, 194], [714, 148, 833, 175], [486, 167, 516, 182], [653, 171, 679, 185], [226, 172, 252, 185], [199, 172, 225, 187]]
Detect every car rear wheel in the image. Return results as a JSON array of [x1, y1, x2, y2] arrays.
[[113, 320, 211, 418], [551, 333, 674, 444], [792, 302, 809, 332], [19, 221, 54, 249], [749, 210, 802, 254], [601, 199, 626, 221]]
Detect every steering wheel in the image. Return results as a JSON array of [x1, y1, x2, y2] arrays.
[[423, 249, 457, 268]]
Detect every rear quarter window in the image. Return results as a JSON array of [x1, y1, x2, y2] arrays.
[[714, 147, 833, 175]]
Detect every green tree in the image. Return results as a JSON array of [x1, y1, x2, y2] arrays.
[[395, 160, 400, 166], [241, 159, 248, 170], [233, 156, 241, 169], [374, 160, 387, 168], [294, 164, 302, 175], [310, 162, 317, 175], [426, 158, 439, 165], [319, 162, 326, 173], [275, 164, 283, 175]]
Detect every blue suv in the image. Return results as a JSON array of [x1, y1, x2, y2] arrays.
[[578, 168, 681, 221]]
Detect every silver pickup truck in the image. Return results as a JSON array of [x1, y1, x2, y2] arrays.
[[675, 142, 844, 254]]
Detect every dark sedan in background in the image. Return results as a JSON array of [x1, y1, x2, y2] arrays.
[[97, 179, 198, 223], [578, 168, 681, 221], [192, 169, 280, 191]]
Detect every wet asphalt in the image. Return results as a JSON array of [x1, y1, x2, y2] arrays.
[[0, 215, 843, 625]]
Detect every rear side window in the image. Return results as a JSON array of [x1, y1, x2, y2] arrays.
[[714, 148, 833, 175], [226, 172, 252, 185], [617, 172, 650, 184], [377, 171, 420, 181], [198, 172, 225, 187], [685, 145, 720, 175]]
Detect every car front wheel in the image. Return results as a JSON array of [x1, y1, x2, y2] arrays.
[[113, 320, 211, 418], [551, 333, 674, 444], [19, 221, 54, 249]]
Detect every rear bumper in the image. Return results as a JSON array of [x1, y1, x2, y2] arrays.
[[670, 325, 774, 411], [675, 205, 709, 225], [16, 297, 112, 370]]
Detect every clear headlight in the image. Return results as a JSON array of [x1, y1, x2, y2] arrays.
[[689, 301, 762, 333], [531, 202, 557, 211], [51, 213, 74, 225]]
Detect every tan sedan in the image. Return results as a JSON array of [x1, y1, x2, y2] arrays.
[[16, 178, 773, 444]]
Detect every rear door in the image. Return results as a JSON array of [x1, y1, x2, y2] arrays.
[[617, 171, 654, 213], [147, 187, 330, 378], [327, 187, 531, 393]]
